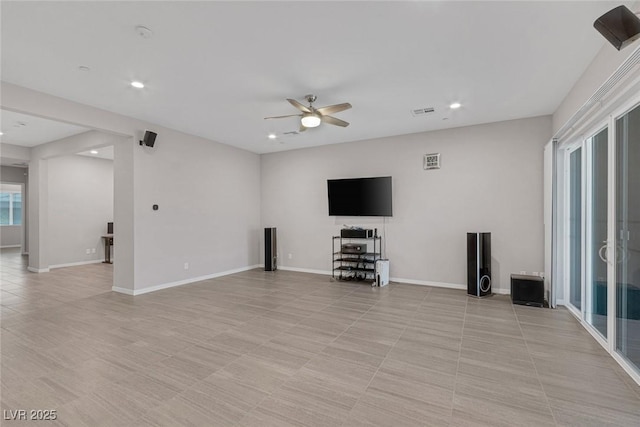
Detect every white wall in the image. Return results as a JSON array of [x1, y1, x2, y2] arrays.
[[1, 83, 546, 295], [553, 1, 640, 135], [132, 128, 261, 292], [261, 116, 551, 293], [0, 143, 30, 165], [47, 154, 113, 266], [2, 83, 262, 293], [27, 131, 124, 273], [0, 164, 27, 182], [1, 226, 21, 248]]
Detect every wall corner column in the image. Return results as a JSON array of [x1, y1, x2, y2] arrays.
[[27, 158, 49, 273], [112, 137, 136, 294]]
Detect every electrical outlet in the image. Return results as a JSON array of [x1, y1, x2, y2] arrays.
[[184, 262, 189, 270], [91, 248, 96, 254], [85, 249, 91, 254], [520, 271, 526, 275], [288, 253, 292, 259]]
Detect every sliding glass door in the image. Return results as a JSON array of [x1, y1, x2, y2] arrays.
[[615, 104, 640, 372], [586, 128, 608, 338], [568, 147, 583, 312], [567, 127, 609, 340], [561, 100, 640, 381]]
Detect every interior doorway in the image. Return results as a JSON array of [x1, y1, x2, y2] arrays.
[[0, 182, 25, 253]]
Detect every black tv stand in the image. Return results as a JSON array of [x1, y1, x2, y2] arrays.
[[332, 234, 382, 282]]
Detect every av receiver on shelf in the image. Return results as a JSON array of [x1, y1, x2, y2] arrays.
[[341, 243, 367, 254], [341, 228, 374, 238]]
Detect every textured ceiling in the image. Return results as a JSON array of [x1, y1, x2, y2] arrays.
[[0, 1, 626, 153]]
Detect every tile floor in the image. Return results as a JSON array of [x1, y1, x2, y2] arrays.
[[1, 247, 640, 426]]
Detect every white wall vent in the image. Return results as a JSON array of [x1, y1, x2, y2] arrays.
[[411, 107, 435, 117], [423, 153, 440, 170]]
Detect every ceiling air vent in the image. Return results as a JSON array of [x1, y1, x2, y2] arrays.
[[283, 131, 299, 136], [423, 153, 441, 170], [411, 107, 435, 117]]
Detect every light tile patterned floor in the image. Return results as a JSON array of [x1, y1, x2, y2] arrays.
[[1, 247, 640, 426]]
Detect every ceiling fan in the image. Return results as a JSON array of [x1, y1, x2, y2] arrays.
[[264, 95, 352, 132]]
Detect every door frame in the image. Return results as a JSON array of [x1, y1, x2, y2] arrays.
[[563, 141, 585, 320]]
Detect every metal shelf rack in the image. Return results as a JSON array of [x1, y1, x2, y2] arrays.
[[332, 235, 382, 283]]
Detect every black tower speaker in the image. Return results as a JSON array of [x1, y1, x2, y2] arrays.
[[264, 227, 277, 271], [594, 5, 640, 51], [467, 232, 491, 297], [139, 130, 157, 147]]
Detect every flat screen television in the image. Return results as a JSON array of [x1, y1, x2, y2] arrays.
[[327, 176, 392, 217]]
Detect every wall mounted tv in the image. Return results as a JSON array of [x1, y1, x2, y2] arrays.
[[327, 176, 392, 217]]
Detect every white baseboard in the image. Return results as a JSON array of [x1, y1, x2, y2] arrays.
[[388, 277, 510, 294], [556, 299, 566, 306], [111, 286, 135, 295], [275, 268, 511, 294], [0, 244, 21, 249], [49, 259, 103, 269], [110, 262, 512, 297], [26, 260, 103, 272], [112, 264, 262, 296], [390, 277, 465, 290], [277, 266, 332, 276]]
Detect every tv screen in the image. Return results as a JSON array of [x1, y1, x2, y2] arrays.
[[327, 176, 392, 216]]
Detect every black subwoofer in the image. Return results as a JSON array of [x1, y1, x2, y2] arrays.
[[467, 232, 491, 297], [510, 274, 544, 307]]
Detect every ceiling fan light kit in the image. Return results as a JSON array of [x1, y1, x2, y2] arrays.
[[301, 113, 321, 128], [264, 94, 351, 131]]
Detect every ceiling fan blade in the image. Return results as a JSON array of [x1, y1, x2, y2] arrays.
[[264, 114, 301, 120], [287, 98, 312, 113], [322, 115, 349, 127], [316, 102, 352, 116], [298, 124, 307, 132]]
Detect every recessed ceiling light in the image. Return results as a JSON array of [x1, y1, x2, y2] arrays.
[[90, 150, 98, 154], [268, 133, 277, 140], [450, 102, 461, 109], [0, 132, 3, 136], [131, 81, 145, 89], [135, 26, 153, 39]]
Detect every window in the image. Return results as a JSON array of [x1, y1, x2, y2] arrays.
[[0, 191, 22, 226]]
